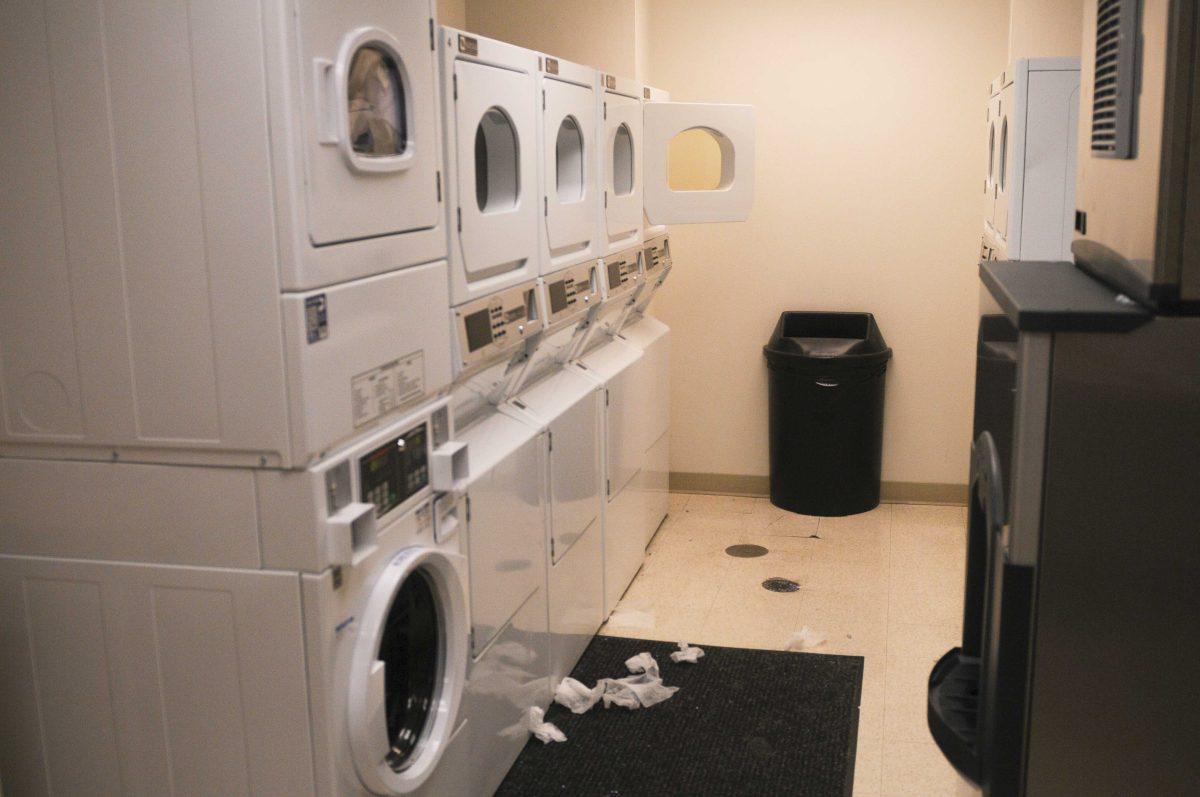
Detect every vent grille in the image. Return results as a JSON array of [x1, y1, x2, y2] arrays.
[[1090, 0, 1138, 158]]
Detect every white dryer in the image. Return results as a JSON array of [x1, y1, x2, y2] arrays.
[[642, 85, 671, 242], [598, 73, 646, 256], [502, 260, 607, 685], [0, 0, 453, 468], [981, 58, 1081, 262], [0, 403, 472, 796], [439, 29, 541, 307], [539, 54, 602, 274]]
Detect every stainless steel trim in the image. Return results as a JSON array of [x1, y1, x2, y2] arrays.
[[1008, 332, 1052, 566]]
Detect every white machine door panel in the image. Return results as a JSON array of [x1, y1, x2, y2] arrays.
[[0, 557, 313, 796], [606, 359, 644, 500], [642, 103, 756, 225], [549, 391, 601, 563], [466, 432, 545, 657], [993, 84, 1014, 239], [544, 80, 599, 260], [603, 93, 645, 246], [299, 0, 441, 247], [985, 94, 1001, 229], [455, 60, 539, 285]]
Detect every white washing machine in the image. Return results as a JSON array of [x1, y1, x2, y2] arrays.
[[439, 28, 541, 307], [446, 286, 553, 796], [502, 259, 607, 685], [539, 54, 602, 275], [0, 0, 455, 468], [0, 402, 472, 796], [981, 58, 1080, 262]]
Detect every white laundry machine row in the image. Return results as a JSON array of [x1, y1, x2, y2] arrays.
[[0, 0, 457, 469], [982, 58, 1081, 262], [0, 400, 476, 796]]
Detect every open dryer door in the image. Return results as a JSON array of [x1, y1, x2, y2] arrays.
[[642, 103, 756, 225]]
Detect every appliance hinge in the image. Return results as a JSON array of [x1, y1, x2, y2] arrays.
[[603, 101, 607, 120], [548, 431, 553, 452], [604, 191, 608, 208], [453, 74, 458, 100], [429, 18, 435, 50], [542, 89, 546, 110], [465, 495, 471, 522], [607, 478, 611, 496], [456, 207, 462, 232], [605, 389, 610, 406], [544, 197, 549, 216], [436, 171, 442, 202], [468, 628, 475, 651], [550, 538, 556, 559]]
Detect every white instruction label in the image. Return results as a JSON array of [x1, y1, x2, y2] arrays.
[[351, 350, 425, 428]]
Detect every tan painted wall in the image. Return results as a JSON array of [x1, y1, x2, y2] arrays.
[[464, 0, 638, 76], [644, 0, 1009, 486], [437, 0, 467, 30], [1008, 0, 1085, 60]]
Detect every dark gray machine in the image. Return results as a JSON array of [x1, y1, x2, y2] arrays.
[[929, 1, 1200, 793]]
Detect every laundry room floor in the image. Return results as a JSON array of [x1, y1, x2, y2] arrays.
[[600, 494, 978, 797]]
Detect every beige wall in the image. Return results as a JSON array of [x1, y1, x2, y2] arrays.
[[437, 0, 467, 30], [465, 0, 638, 75], [645, 0, 1008, 487], [1008, 0, 1084, 60]]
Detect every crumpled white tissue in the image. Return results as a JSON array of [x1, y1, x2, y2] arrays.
[[786, 625, 827, 652], [553, 677, 604, 714], [526, 706, 566, 744], [670, 641, 705, 663], [601, 652, 678, 709], [624, 651, 660, 676]]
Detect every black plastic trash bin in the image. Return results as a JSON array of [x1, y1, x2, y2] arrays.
[[763, 312, 892, 516]]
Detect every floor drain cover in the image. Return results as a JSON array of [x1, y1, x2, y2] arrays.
[[762, 577, 800, 593], [725, 544, 768, 558]]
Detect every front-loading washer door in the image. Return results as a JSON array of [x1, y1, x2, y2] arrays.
[[602, 91, 644, 251], [298, 0, 441, 247], [453, 59, 539, 290], [348, 547, 467, 795]]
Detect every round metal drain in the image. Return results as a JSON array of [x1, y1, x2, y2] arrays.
[[762, 577, 800, 593], [725, 544, 769, 558]]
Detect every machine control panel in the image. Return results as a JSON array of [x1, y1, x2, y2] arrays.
[[642, 234, 672, 278], [359, 421, 429, 519], [454, 280, 544, 371], [602, 247, 642, 302], [542, 260, 601, 328]]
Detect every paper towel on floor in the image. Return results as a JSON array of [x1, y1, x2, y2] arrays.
[[526, 706, 567, 744], [787, 625, 826, 652], [553, 677, 604, 714], [670, 641, 705, 663]]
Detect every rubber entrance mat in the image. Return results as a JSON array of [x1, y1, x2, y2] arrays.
[[495, 636, 864, 797]]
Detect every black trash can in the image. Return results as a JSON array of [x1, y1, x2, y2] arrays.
[[763, 312, 892, 516]]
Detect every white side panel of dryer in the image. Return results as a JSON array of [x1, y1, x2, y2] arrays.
[[599, 79, 646, 254], [460, 414, 546, 657], [443, 32, 541, 306], [642, 103, 756, 225], [282, 261, 453, 462], [297, 0, 442, 249], [642, 85, 671, 240], [541, 62, 601, 273], [0, 557, 313, 797], [0, 0, 290, 465], [1015, 69, 1080, 261]]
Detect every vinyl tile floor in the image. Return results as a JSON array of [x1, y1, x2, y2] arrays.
[[599, 493, 981, 797]]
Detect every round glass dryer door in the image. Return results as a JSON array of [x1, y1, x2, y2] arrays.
[[348, 548, 468, 795]]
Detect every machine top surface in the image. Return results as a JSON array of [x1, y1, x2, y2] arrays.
[[981, 260, 1150, 333]]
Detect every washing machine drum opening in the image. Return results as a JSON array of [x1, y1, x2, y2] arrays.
[[379, 569, 441, 772]]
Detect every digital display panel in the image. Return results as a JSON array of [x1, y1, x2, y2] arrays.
[[504, 305, 526, 323], [464, 308, 493, 352], [360, 423, 428, 517], [607, 261, 623, 290], [548, 280, 570, 314]]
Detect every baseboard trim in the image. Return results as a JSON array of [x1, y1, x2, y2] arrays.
[[668, 472, 968, 506]]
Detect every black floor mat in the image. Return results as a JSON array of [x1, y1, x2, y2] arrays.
[[495, 635, 864, 797]]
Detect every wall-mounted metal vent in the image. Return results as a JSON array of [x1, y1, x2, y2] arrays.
[[1090, 0, 1139, 158]]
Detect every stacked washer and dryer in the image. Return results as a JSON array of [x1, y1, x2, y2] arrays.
[[0, 2, 755, 794]]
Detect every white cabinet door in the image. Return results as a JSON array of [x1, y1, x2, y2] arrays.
[[543, 75, 600, 272], [548, 389, 601, 563], [299, 0, 441, 246], [601, 89, 645, 253], [453, 58, 540, 295], [642, 102, 756, 225]]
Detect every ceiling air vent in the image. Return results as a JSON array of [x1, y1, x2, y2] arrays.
[[1090, 0, 1139, 158]]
